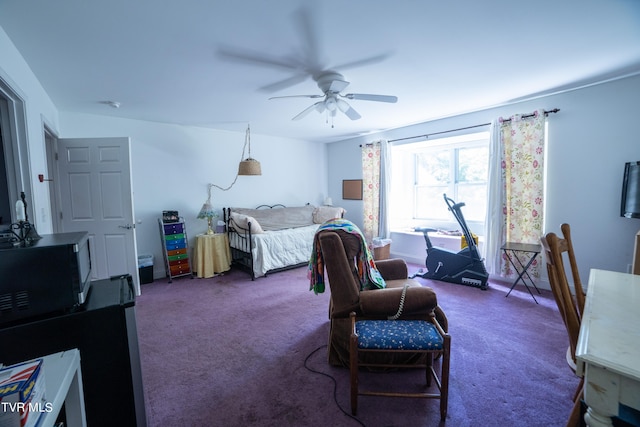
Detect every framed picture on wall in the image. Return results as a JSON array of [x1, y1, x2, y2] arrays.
[[342, 179, 363, 200]]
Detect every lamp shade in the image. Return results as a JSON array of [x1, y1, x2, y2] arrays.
[[238, 158, 262, 176], [197, 201, 216, 235], [197, 202, 215, 219]]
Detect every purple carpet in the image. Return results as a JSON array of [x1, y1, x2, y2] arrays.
[[135, 264, 578, 427]]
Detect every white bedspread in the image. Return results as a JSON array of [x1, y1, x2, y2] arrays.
[[230, 224, 320, 278]]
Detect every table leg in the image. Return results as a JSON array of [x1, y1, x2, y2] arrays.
[[503, 250, 539, 303], [582, 363, 624, 427], [584, 407, 614, 427], [516, 253, 541, 294]]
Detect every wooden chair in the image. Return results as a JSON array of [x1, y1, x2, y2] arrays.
[[349, 311, 450, 420], [541, 223, 586, 427]]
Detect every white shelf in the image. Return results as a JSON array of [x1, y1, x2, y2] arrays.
[[33, 349, 86, 427]]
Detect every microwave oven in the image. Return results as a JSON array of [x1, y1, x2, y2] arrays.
[[0, 232, 92, 326]]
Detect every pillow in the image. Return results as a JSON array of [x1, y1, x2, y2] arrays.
[[230, 212, 264, 234], [313, 206, 346, 224]]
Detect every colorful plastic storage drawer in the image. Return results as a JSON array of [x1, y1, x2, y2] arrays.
[[168, 253, 189, 261], [163, 223, 184, 234], [170, 264, 190, 276], [167, 248, 187, 257], [165, 239, 186, 250], [169, 258, 189, 267], [164, 233, 185, 241]]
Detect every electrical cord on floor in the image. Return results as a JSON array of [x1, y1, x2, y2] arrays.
[[304, 344, 366, 427]]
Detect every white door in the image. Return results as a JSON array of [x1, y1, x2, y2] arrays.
[[56, 137, 140, 294]]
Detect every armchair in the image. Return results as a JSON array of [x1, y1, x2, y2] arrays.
[[317, 228, 447, 366]]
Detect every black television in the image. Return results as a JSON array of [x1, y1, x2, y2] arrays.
[[621, 161, 640, 218]]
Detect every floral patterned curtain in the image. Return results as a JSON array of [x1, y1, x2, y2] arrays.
[[499, 111, 546, 278], [362, 142, 383, 242]]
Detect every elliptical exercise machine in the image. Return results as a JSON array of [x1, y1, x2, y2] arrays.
[[414, 194, 489, 290]]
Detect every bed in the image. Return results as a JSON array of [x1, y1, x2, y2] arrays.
[[224, 204, 345, 280]]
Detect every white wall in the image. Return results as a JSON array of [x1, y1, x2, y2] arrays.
[[327, 74, 640, 286], [58, 113, 328, 278]]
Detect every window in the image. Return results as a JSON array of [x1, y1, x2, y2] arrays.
[[390, 131, 490, 235]]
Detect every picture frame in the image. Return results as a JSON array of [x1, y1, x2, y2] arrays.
[[342, 179, 363, 200]]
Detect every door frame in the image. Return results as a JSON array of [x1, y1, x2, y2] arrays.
[[44, 126, 61, 233], [0, 75, 32, 223]]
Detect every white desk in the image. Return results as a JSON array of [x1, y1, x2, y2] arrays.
[[576, 269, 640, 427], [32, 349, 86, 427]]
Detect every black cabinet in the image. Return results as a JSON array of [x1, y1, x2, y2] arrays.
[[0, 276, 147, 426]]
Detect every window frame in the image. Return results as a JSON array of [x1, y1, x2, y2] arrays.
[[390, 131, 490, 235]]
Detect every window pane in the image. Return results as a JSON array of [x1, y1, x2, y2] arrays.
[[456, 184, 487, 222], [458, 147, 488, 183], [415, 185, 450, 220], [416, 151, 449, 184]]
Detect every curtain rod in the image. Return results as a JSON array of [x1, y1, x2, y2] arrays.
[[386, 108, 560, 144], [501, 108, 560, 123]]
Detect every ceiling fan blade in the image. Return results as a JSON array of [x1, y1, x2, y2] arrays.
[[260, 74, 311, 92], [217, 46, 301, 71], [331, 52, 392, 72], [292, 5, 325, 72], [269, 94, 323, 100], [337, 99, 361, 120], [343, 93, 398, 103], [292, 101, 325, 121]]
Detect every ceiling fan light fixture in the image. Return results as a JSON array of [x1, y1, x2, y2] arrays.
[[269, 70, 396, 125], [325, 97, 337, 111]]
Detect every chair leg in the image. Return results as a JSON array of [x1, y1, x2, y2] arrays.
[[426, 353, 433, 386], [350, 326, 359, 416], [572, 377, 584, 403], [567, 380, 584, 427], [440, 334, 451, 421]]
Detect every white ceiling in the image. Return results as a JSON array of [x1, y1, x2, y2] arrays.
[[1, 1, 639, 143]]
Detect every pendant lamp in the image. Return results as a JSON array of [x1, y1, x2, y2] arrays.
[[238, 125, 261, 176]]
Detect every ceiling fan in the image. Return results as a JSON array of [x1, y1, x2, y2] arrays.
[[217, 6, 397, 125], [268, 71, 398, 122]]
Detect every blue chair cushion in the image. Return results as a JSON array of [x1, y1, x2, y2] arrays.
[[356, 320, 443, 350]]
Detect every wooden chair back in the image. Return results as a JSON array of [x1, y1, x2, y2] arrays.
[[540, 223, 586, 367]]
